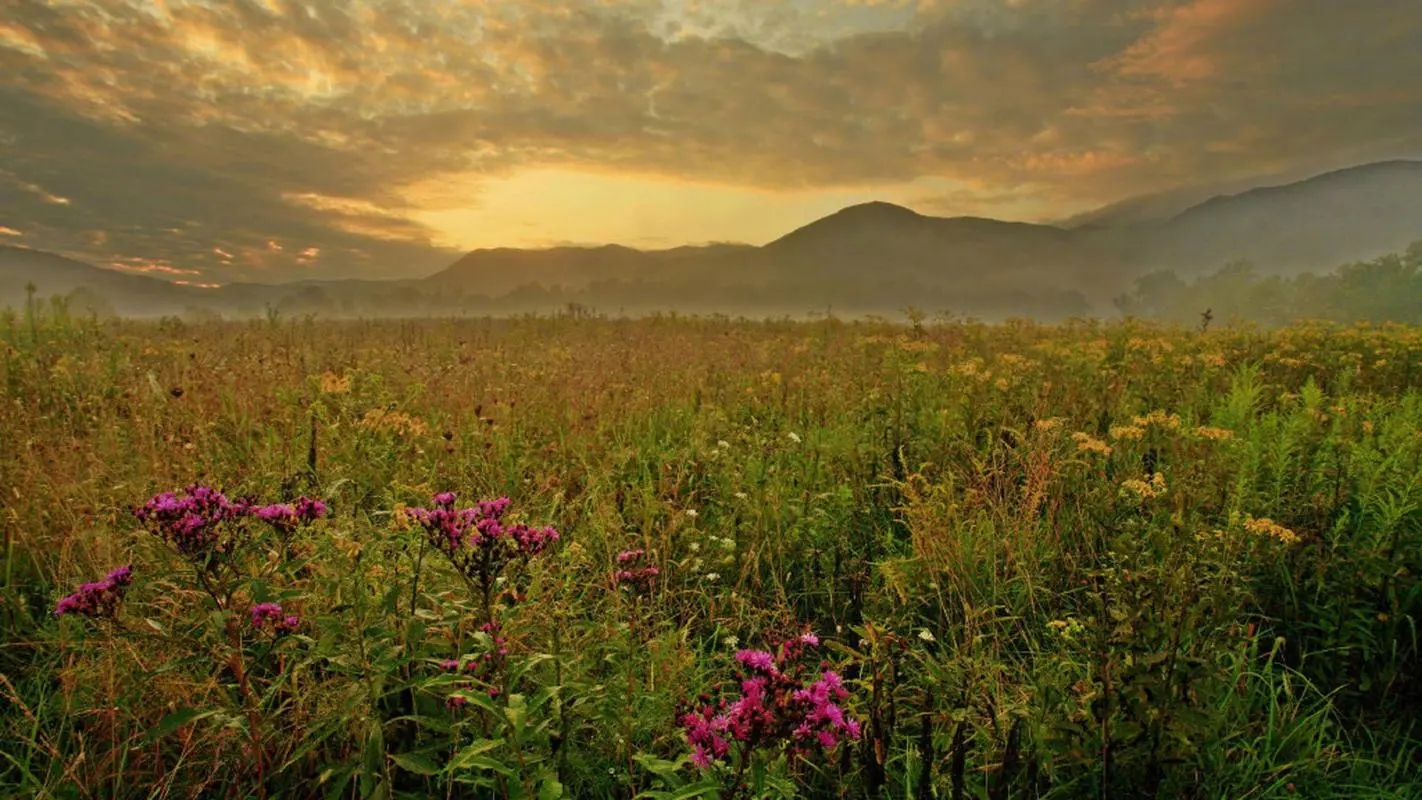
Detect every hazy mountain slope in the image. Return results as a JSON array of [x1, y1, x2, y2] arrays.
[[7, 159, 1421, 319], [762, 202, 1088, 282], [0, 245, 204, 314], [1146, 160, 1422, 273]]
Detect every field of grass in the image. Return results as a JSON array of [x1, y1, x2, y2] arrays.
[[3, 307, 1422, 799]]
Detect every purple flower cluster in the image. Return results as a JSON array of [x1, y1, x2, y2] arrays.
[[613, 549, 659, 592], [134, 486, 249, 556], [136, 486, 330, 559], [55, 565, 134, 618], [681, 632, 860, 769], [441, 621, 508, 707], [404, 492, 559, 576], [249, 602, 301, 634], [252, 497, 328, 533]]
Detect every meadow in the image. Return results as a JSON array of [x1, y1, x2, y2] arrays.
[[2, 305, 1421, 799]]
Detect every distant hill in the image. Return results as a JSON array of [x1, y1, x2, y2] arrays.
[[0, 245, 203, 315], [5, 160, 1421, 319], [1145, 160, 1422, 272]]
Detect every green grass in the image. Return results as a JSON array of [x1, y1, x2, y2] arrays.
[[2, 309, 1420, 798]]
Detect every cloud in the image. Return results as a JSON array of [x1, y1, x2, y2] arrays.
[[0, 0, 1419, 280]]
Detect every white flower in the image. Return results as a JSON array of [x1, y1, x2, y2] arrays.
[[718, 440, 731, 449], [705, 572, 721, 582], [918, 629, 936, 643], [787, 432, 801, 443], [723, 635, 739, 650], [689, 542, 701, 552], [734, 492, 748, 500], [685, 509, 698, 518]]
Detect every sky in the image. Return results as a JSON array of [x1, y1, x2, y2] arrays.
[[1, 0, 1420, 284]]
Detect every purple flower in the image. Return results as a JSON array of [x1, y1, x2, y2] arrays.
[[135, 486, 249, 556], [405, 493, 559, 577], [55, 565, 134, 618], [250, 602, 284, 627], [734, 649, 777, 675], [613, 549, 660, 591], [254, 496, 328, 533], [683, 634, 860, 769]]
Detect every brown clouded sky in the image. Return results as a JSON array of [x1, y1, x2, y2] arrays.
[[1, 0, 1420, 283]]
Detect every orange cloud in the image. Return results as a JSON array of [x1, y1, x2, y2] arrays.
[[1109, 0, 1277, 86]]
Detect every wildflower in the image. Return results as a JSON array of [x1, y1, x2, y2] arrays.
[[404, 492, 559, 610], [685, 509, 698, 518], [1120, 472, 1167, 500], [318, 372, 351, 394], [682, 631, 860, 769], [253, 496, 328, 533], [1194, 426, 1234, 441], [55, 565, 134, 618], [735, 649, 777, 675], [250, 602, 300, 634], [135, 486, 250, 557], [917, 629, 936, 643], [787, 432, 801, 444], [704, 572, 721, 582], [1244, 516, 1301, 546], [358, 408, 428, 437], [1072, 432, 1113, 456], [1131, 410, 1182, 430], [1109, 425, 1145, 441], [440, 621, 508, 705], [614, 549, 660, 592], [723, 635, 740, 650]]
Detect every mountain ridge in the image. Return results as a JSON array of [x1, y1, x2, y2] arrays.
[[5, 159, 1422, 318]]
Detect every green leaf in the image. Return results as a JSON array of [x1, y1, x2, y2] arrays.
[[447, 738, 506, 773], [538, 776, 565, 800], [390, 751, 440, 776], [141, 707, 218, 744]]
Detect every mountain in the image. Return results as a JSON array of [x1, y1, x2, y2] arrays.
[[5, 160, 1422, 320], [1144, 160, 1422, 272], [0, 245, 205, 315]]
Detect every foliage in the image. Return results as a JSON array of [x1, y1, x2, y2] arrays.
[[2, 309, 1422, 798]]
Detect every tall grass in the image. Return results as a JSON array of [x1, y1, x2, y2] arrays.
[[2, 309, 1420, 798]]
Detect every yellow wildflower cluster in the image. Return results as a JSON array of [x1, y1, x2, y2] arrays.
[[1034, 417, 1063, 433], [1244, 516, 1301, 546], [951, 358, 986, 378], [1120, 472, 1167, 500], [898, 338, 939, 354], [1072, 431, 1113, 456], [319, 372, 352, 394], [1131, 410, 1183, 430], [1194, 426, 1234, 441], [1109, 425, 1146, 441], [358, 408, 429, 437]]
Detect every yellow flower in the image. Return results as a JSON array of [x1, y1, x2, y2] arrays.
[[1132, 410, 1182, 430], [1244, 516, 1301, 546], [1194, 426, 1234, 441], [1109, 425, 1145, 441], [1121, 472, 1166, 500], [1072, 432, 1113, 456], [319, 372, 352, 394]]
